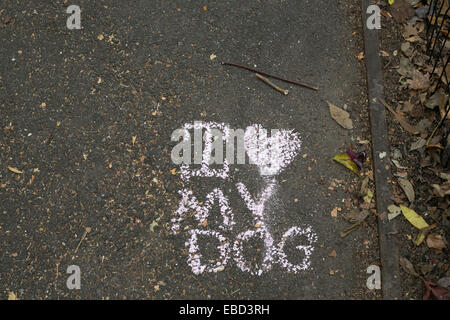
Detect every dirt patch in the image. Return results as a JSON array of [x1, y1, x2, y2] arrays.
[[378, 0, 449, 300]]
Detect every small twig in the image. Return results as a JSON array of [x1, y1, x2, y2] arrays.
[[231, 288, 240, 295], [256, 73, 289, 95], [73, 227, 91, 256], [221, 61, 319, 91], [380, 98, 419, 134], [425, 101, 450, 147], [340, 221, 361, 238], [74, 230, 88, 255]]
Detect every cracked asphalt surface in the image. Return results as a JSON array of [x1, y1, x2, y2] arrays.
[[1, 0, 381, 299]]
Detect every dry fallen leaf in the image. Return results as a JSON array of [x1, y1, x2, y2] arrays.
[[330, 207, 338, 218], [398, 56, 415, 77], [425, 90, 448, 110], [328, 250, 337, 258], [391, 0, 415, 23], [8, 291, 18, 300], [342, 209, 369, 223], [423, 280, 450, 300], [407, 70, 430, 90], [400, 257, 419, 277], [398, 178, 415, 203], [388, 204, 402, 220], [403, 24, 418, 36], [432, 181, 450, 197], [327, 101, 353, 130], [8, 166, 23, 174], [410, 138, 426, 151], [426, 234, 446, 250], [380, 98, 419, 134]]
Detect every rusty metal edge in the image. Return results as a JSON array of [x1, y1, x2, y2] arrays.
[[361, 0, 401, 299]]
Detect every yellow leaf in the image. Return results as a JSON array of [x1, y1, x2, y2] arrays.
[[400, 205, 429, 230], [8, 166, 23, 174], [330, 207, 338, 218], [364, 190, 374, 204], [414, 230, 426, 246], [8, 291, 18, 300], [332, 153, 360, 175]]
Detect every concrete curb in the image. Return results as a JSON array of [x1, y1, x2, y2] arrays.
[[361, 0, 401, 299]]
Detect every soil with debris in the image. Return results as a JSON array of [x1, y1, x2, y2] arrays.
[[378, 0, 449, 300]]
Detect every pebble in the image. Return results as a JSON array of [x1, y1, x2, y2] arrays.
[[415, 6, 429, 19]]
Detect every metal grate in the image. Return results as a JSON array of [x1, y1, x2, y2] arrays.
[[426, 0, 450, 120]]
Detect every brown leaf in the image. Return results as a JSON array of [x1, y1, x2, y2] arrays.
[[432, 181, 450, 197], [407, 70, 430, 90], [400, 257, 419, 277], [398, 178, 415, 203], [423, 280, 450, 300], [391, 0, 415, 23], [342, 209, 369, 224], [330, 207, 338, 218], [398, 57, 415, 77], [380, 98, 419, 134], [409, 138, 426, 151], [4, 16, 16, 25], [426, 234, 446, 250], [8, 166, 23, 174], [401, 42, 414, 57], [403, 25, 418, 39], [425, 90, 448, 110], [327, 101, 353, 130]]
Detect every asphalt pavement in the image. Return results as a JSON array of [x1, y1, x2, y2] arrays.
[[1, 0, 381, 299]]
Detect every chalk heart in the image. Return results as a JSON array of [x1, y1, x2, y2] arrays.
[[244, 125, 302, 176]]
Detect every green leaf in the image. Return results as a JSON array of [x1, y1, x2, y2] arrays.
[[400, 205, 429, 230], [332, 153, 360, 175]]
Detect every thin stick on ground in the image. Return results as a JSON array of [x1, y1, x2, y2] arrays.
[[221, 61, 319, 91], [426, 102, 450, 148], [256, 73, 289, 95]]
